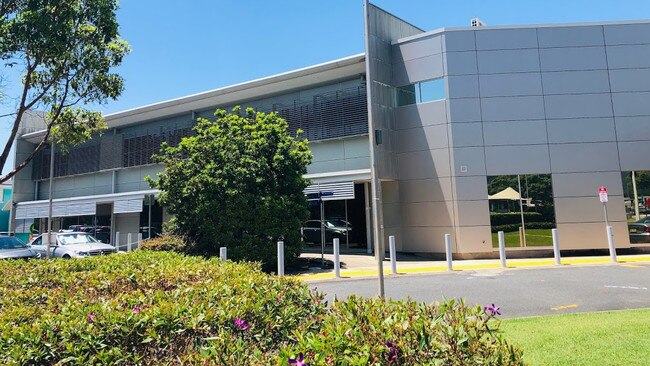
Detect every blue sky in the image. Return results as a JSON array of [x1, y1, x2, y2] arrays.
[[2, 0, 650, 173]]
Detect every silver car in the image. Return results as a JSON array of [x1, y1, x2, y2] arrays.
[[30, 232, 116, 258], [0, 235, 39, 259]]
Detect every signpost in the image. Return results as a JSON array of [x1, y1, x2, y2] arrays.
[[306, 191, 333, 268], [599, 186, 617, 263], [599, 186, 609, 226]]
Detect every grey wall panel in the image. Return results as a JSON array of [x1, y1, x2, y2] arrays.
[[444, 51, 478, 76], [343, 137, 370, 158], [116, 168, 141, 184], [475, 28, 538, 50], [609, 69, 650, 92], [395, 100, 447, 130], [456, 200, 490, 226], [619, 141, 650, 171], [612, 92, 650, 117], [556, 221, 629, 249], [382, 202, 401, 228], [555, 196, 626, 223], [398, 148, 451, 179], [306, 160, 345, 174], [454, 175, 489, 201], [401, 201, 454, 227], [482, 120, 548, 146], [447, 75, 480, 98], [456, 226, 492, 252], [401, 226, 452, 252], [544, 93, 613, 119], [477, 49, 540, 74], [116, 182, 141, 193], [393, 35, 442, 62], [447, 98, 482, 123], [485, 145, 551, 175], [481, 96, 545, 121], [449, 122, 484, 147], [604, 23, 650, 45], [393, 54, 444, 85], [549, 142, 620, 173], [552, 172, 624, 198], [537, 26, 604, 48], [615, 116, 650, 141], [547, 118, 616, 143], [539, 47, 607, 71], [452, 147, 486, 176], [442, 31, 476, 52], [399, 177, 454, 203], [396, 124, 449, 153], [344, 157, 371, 170], [542, 70, 611, 94], [606, 45, 650, 69], [479, 73, 542, 97], [310, 141, 345, 162]]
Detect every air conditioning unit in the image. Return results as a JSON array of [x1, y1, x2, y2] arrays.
[[471, 18, 486, 27]]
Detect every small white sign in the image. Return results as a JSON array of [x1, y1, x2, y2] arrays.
[[599, 186, 608, 203]]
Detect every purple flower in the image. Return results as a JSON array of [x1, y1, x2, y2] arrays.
[[132, 305, 142, 313], [234, 317, 250, 330], [484, 304, 501, 316], [385, 340, 399, 362], [288, 353, 309, 366], [87, 312, 97, 324]]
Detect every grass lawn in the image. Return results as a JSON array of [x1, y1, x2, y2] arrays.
[[501, 309, 650, 366], [491, 228, 553, 248]]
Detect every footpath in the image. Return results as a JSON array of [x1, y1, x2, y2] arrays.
[[297, 251, 650, 281]]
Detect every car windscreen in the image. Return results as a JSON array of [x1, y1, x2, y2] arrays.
[[58, 234, 98, 245], [0, 236, 28, 249]]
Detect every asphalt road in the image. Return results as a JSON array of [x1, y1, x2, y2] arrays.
[[309, 263, 650, 318]]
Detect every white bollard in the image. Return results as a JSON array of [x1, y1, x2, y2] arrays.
[[607, 225, 617, 263], [444, 233, 453, 271], [219, 247, 227, 263], [333, 238, 341, 278], [498, 231, 507, 268], [389, 235, 397, 275], [127, 233, 132, 252], [552, 228, 561, 265], [137, 233, 142, 250], [115, 232, 120, 251], [277, 240, 285, 277]]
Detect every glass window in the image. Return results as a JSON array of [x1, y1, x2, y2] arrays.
[[58, 234, 98, 245], [0, 236, 28, 249], [396, 78, 445, 106]]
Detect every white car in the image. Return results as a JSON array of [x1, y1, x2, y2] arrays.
[[30, 232, 116, 258]]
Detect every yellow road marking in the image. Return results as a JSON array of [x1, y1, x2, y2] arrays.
[[551, 304, 578, 311]]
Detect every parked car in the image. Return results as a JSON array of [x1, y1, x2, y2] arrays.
[[30, 232, 116, 258], [0, 235, 39, 259], [301, 220, 351, 244], [628, 217, 650, 243]]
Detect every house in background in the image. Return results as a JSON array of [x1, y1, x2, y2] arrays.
[[0, 181, 11, 233], [9, 1, 650, 256]]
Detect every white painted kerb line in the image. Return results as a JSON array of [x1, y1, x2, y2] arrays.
[[604, 285, 648, 290]]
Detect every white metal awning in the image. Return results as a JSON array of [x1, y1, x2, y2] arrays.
[[304, 181, 355, 201], [14, 190, 159, 219]]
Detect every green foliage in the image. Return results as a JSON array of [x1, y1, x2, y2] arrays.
[[139, 232, 189, 253], [147, 107, 312, 269], [490, 212, 545, 226], [488, 174, 554, 208], [0, 252, 524, 365], [0, 0, 129, 181], [491, 222, 556, 233]]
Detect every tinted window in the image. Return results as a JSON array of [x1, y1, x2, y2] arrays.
[[305, 221, 320, 228], [0, 236, 27, 249]]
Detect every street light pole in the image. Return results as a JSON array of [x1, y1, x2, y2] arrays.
[[46, 142, 54, 259]]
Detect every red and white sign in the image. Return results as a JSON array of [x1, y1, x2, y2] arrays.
[[599, 186, 608, 203]]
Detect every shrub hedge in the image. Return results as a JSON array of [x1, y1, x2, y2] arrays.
[[491, 222, 556, 233], [139, 232, 189, 253], [0, 252, 524, 365], [489, 212, 545, 226]]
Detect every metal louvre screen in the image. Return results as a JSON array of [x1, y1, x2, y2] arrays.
[[113, 199, 143, 213], [274, 85, 368, 141], [304, 181, 355, 201]]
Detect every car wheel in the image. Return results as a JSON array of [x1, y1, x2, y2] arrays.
[[62, 254, 71, 259]]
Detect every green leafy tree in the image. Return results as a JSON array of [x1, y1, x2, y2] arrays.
[[0, 0, 130, 183], [147, 107, 312, 268]]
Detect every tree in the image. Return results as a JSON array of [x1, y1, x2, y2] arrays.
[[147, 107, 312, 268], [0, 0, 129, 183]]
